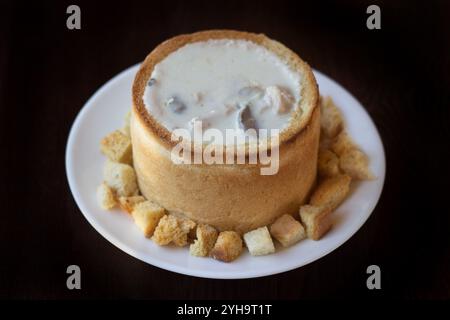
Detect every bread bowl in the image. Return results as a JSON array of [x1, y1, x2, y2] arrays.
[[131, 30, 320, 233]]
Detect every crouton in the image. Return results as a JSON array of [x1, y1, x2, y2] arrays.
[[243, 226, 275, 256], [319, 136, 332, 151], [131, 200, 166, 237], [330, 131, 355, 156], [189, 224, 218, 257], [320, 96, 343, 138], [318, 149, 340, 177], [310, 175, 351, 210], [118, 195, 145, 214], [270, 214, 306, 247], [152, 215, 196, 247], [103, 160, 138, 197], [339, 148, 374, 180], [96, 182, 116, 210], [210, 231, 243, 262], [299, 205, 333, 240], [100, 130, 132, 164]]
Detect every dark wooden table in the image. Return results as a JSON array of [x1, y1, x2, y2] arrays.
[[1, 0, 449, 300]]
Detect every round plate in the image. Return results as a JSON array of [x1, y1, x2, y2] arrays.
[[66, 64, 385, 279]]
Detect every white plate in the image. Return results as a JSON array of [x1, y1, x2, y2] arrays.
[[66, 64, 385, 279]]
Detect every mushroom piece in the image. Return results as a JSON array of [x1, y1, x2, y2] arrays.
[[237, 104, 258, 131]]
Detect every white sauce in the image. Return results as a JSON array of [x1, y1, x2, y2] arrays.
[[143, 39, 302, 138]]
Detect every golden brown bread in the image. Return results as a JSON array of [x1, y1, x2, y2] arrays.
[[132, 29, 318, 150], [210, 231, 243, 262], [310, 175, 352, 210], [269, 214, 306, 247], [320, 96, 344, 138], [190, 224, 219, 257], [243, 226, 275, 256], [131, 200, 166, 237], [96, 182, 116, 210], [317, 149, 340, 177], [100, 130, 132, 164], [299, 205, 333, 240], [339, 148, 374, 180], [131, 30, 320, 233], [103, 160, 139, 197], [118, 195, 145, 214], [152, 215, 196, 246], [331, 131, 355, 156]]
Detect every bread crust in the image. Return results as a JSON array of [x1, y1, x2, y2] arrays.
[[131, 30, 320, 233], [132, 29, 319, 151]]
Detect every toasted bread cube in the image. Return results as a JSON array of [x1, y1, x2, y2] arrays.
[[189, 224, 218, 257], [243, 226, 275, 256], [310, 175, 351, 210], [339, 148, 374, 180], [118, 195, 145, 214], [210, 231, 243, 262], [270, 214, 306, 247], [331, 131, 355, 156], [96, 182, 116, 210], [319, 136, 332, 151], [320, 96, 343, 138], [131, 200, 165, 237], [318, 149, 340, 177], [103, 160, 138, 197], [100, 130, 132, 164], [299, 205, 333, 240], [152, 215, 196, 247]]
